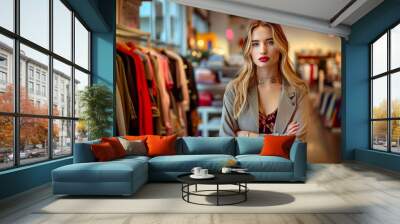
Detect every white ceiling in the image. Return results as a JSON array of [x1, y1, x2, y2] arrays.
[[173, 0, 384, 38]]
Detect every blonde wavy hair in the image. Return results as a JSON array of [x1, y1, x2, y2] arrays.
[[231, 21, 308, 119]]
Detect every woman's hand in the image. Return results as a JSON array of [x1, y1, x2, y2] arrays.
[[236, 130, 258, 137], [285, 121, 299, 135]]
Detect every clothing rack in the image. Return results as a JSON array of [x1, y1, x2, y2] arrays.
[[116, 24, 151, 47], [116, 24, 180, 50]]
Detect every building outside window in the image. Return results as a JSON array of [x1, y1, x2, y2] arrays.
[[35, 83, 40, 95], [35, 70, 40, 81], [28, 67, 34, 80], [41, 85, 46, 97], [0, 0, 91, 170], [0, 54, 7, 89], [41, 73, 46, 83], [28, 81, 34, 94]]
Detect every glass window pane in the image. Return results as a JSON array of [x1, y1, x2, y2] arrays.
[[155, 0, 165, 41], [139, 1, 152, 33], [74, 18, 89, 70], [20, 0, 49, 49], [170, 3, 180, 45], [391, 72, 400, 118], [0, 34, 14, 113], [372, 121, 388, 151], [74, 69, 89, 118], [372, 77, 387, 119], [53, 59, 72, 117], [391, 24, 400, 70], [391, 120, 400, 153], [53, 0, 72, 60], [0, 116, 14, 170], [0, 0, 14, 31], [372, 33, 387, 76], [20, 44, 49, 115], [75, 120, 88, 143], [53, 119, 72, 158], [20, 117, 49, 165]]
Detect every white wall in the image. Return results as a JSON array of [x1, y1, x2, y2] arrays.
[[227, 16, 341, 62], [209, 12, 230, 58], [283, 25, 341, 63]]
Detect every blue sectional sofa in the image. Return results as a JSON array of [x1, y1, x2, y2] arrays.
[[52, 137, 307, 196]]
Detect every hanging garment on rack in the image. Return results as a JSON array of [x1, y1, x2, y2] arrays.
[[117, 49, 139, 134], [149, 49, 173, 134], [164, 49, 190, 111], [117, 43, 153, 135], [182, 56, 199, 136], [300, 63, 318, 86], [162, 50, 187, 135], [116, 54, 137, 135]]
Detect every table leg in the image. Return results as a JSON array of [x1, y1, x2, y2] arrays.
[[245, 183, 247, 201], [195, 184, 197, 192], [217, 184, 219, 206], [187, 184, 190, 202]]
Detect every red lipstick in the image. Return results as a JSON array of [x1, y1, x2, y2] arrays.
[[258, 56, 269, 62]]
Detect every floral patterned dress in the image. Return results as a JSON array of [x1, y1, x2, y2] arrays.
[[259, 109, 278, 134]]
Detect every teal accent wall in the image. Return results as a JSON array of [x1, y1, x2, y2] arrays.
[[0, 0, 116, 200], [91, 0, 116, 136], [343, 0, 400, 171], [0, 158, 72, 199]]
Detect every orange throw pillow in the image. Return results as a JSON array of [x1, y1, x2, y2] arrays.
[[101, 137, 126, 158], [146, 135, 177, 157], [259, 135, 296, 159], [91, 142, 117, 162], [124, 135, 148, 141]]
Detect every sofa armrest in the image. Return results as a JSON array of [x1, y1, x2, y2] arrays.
[[289, 140, 307, 181], [73, 140, 100, 163]]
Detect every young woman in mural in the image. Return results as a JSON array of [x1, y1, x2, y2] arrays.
[[219, 20, 309, 142]]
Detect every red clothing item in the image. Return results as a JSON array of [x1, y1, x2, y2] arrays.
[[116, 43, 153, 135]]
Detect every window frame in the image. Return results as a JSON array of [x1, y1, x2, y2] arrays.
[[0, 0, 92, 171], [370, 20, 400, 154], [139, 0, 184, 53]]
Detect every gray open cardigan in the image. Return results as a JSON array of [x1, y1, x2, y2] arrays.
[[219, 80, 309, 142]]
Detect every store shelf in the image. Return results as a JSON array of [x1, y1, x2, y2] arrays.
[[196, 83, 226, 92], [197, 106, 222, 137], [195, 66, 239, 137]]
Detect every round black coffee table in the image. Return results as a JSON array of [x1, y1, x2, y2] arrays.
[[177, 173, 255, 206]]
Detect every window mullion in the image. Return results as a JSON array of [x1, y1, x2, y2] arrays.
[[49, 0, 53, 160], [386, 29, 392, 152], [71, 11, 76, 154], [13, 0, 20, 167], [370, 45, 373, 149]]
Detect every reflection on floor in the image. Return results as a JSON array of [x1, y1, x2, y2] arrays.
[[307, 95, 341, 163]]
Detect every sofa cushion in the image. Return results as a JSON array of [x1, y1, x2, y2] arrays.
[[236, 137, 264, 155], [91, 142, 118, 161], [118, 137, 147, 156], [101, 137, 127, 158], [52, 159, 147, 183], [177, 137, 235, 155], [260, 135, 296, 159], [115, 155, 150, 163], [236, 155, 293, 172], [147, 135, 177, 157], [148, 154, 235, 172]]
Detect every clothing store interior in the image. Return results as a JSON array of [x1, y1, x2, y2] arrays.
[[2, 0, 400, 223], [116, 1, 342, 163]]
